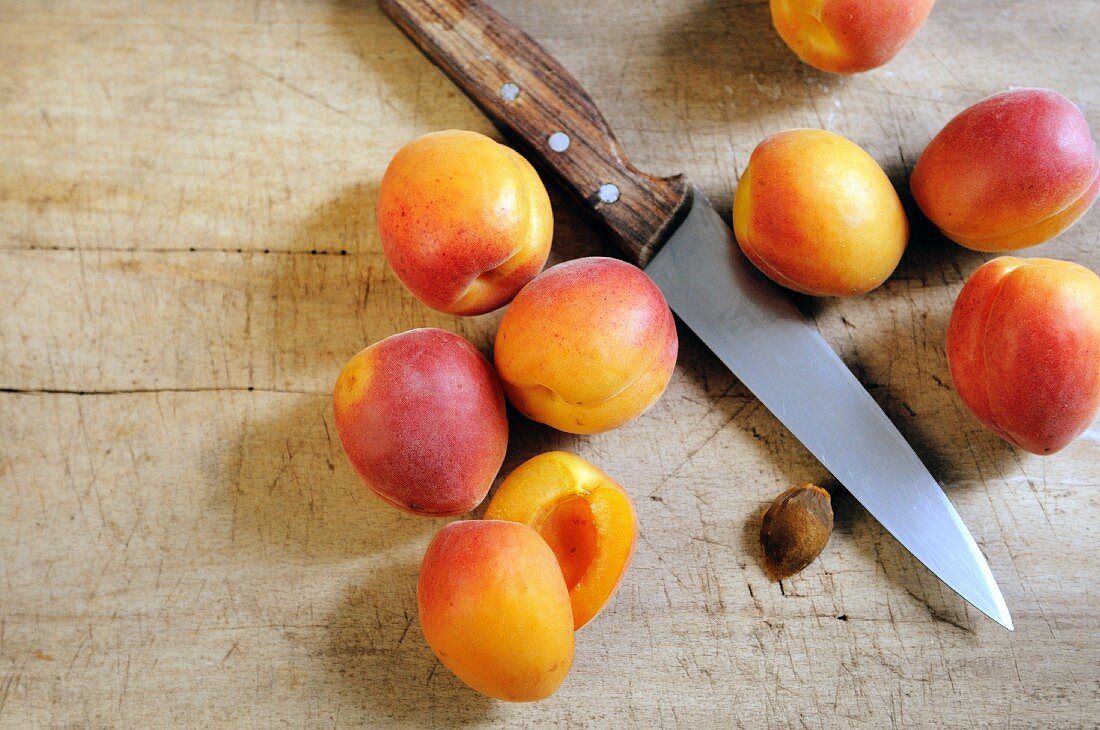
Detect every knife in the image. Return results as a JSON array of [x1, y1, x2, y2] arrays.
[[379, 0, 1012, 630]]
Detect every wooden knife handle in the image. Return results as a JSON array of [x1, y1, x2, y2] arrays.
[[379, 0, 692, 268]]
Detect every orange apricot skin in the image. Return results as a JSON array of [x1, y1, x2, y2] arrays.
[[733, 129, 908, 296], [484, 451, 637, 630], [911, 89, 1100, 252], [377, 130, 553, 315], [946, 258, 1100, 455], [332, 328, 508, 516], [417, 520, 574, 702], [493, 257, 678, 434], [771, 0, 935, 74]]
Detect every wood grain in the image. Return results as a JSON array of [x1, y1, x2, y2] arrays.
[[1, 0, 1098, 727]]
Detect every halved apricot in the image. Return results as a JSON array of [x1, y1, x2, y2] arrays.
[[484, 451, 637, 629]]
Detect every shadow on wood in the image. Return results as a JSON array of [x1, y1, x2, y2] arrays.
[[469, 407, 588, 519], [740, 501, 766, 581], [894, 198, 989, 288], [324, 562, 500, 723], [850, 295, 1021, 489], [224, 396, 437, 560], [847, 503, 980, 633], [266, 177, 486, 365], [653, 0, 840, 129]]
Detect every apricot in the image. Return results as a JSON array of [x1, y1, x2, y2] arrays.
[[493, 257, 678, 434], [946, 257, 1100, 455], [484, 451, 637, 630], [377, 130, 553, 315], [332, 328, 507, 516], [418, 520, 574, 701], [733, 129, 908, 296], [911, 89, 1100, 251], [771, 0, 935, 74]]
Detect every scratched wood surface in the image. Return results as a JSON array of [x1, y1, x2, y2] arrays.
[[1, 1, 1098, 727]]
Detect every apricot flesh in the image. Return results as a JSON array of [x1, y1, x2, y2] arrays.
[[485, 451, 637, 630], [332, 328, 508, 516], [946, 257, 1100, 455], [911, 89, 1100, 252], [733, 129, 908, 296], [493, 257, 678, 434], [771, 0, 935, 74], [418, 520, 574, 701], [377, 130, 553, 315]]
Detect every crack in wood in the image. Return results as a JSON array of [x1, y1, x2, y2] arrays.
[[0, 387, 324, 396]]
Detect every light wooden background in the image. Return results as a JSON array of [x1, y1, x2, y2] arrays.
[[2, 1, 1098, 727]]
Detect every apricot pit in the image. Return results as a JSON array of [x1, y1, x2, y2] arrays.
[[760, 483, 833, 581]]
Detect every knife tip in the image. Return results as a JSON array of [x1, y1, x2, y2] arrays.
[[982, 586, 1014, 631]]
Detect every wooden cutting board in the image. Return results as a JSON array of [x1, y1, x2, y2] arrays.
[[1, 1, 1097, 726]]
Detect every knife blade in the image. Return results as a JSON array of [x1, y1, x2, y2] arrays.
[[647, 187, 1011, 629], [379, 0, 1012, 629]]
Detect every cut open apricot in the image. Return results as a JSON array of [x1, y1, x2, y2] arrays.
[[484, 451, 637, 630]]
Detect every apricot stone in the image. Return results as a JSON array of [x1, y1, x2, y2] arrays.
[[760, 484, 833, 581], [494, 257, 678, 434], [947, 257, 1100, 455], [485, 451, 637, 630], [333, 328, 507, 516], [418, 520, 574, 701], [733, 129, 908, 296], [911, 89, 1100, 251], [377, 130, 553, 315], [771, 0, 935, 74]]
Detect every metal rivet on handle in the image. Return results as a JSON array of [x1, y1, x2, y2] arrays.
[[597, 183, 620, 204], [548, 131, 570, 152], [500, 82, 520, 102]]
